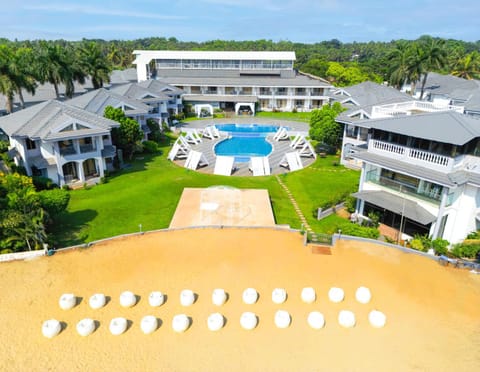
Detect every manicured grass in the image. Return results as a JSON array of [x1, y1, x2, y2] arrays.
[[51, 144, 359, 247], [255, 111, 311, 122]]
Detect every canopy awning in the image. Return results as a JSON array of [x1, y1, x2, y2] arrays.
[[352, 190, 437, 225]]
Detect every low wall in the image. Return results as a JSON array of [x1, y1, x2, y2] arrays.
[[0, 250, 45, 263]]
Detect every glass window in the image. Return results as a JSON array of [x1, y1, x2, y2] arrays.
[[26, 138, 36, 150]]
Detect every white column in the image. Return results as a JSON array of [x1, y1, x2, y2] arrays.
[[78, 161, 85, 183]]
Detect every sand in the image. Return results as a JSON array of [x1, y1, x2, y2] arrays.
[[1, 228, 479, 372]]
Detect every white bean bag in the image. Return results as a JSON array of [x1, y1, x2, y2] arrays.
[[272, 288, 287, 304], [180, 289, 195, 306], [149, 291, 165, 307], [212, 288, 227, 306], [274, 310, 291, 329], [109, 317, 128, 335], [119, 291, 137, 308], [140, 315, 158, 334], [242, 288, 258, 305], [89, 293, 106, 309], [59, 293, 76, 310], [240, 312, 258, 330], [338, 310, 356, 328], [328, 287, 345, 303], [42, 319, 61, 338], [301, 287, 316, 304], [76, 318, 95, 336], [355, 287, 372, 304], [207, 312, 225, 331], [307, 311, 325, 329], [172, 314, 190, 332], [369, 310, 386, 328]]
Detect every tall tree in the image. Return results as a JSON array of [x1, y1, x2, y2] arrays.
[[451, 51, 480, 80], [387, 41, 412, 89], [35, 41, 86, 99], [104, 106, 143, 160], [417, 37, 447, 99], [78, 41, 111, 89], [309, 102, 346, 150]]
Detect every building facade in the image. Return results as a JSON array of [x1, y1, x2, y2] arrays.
[[132, 50, 332, 114]]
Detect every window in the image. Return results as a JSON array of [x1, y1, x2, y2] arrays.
[[26, 138, 36, 150]]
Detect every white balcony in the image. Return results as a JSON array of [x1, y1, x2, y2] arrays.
[[371, 101, 464, 119], [369, 139, 454, 171]]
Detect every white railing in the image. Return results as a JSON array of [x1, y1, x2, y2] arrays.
[[0, 250, 44, 262], [371, 101, 464, 118], [369, 140, 453, 171]]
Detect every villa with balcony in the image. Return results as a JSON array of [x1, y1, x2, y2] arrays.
[[0, 100, 119, 186], [132, 50, 332, 114], [348, 110, 480, 243]]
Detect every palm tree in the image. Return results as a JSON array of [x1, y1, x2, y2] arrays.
[[78, 41, 111, 89], [35, 41, 86, 99], [387, 41, 412, 89], [452, 51, 480, 80], [417, 38, 447, 99], [7, 209, 47, 251], [0, 45, 36, 113]]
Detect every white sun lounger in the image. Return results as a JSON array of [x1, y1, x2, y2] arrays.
[[290, 134, 306, 148], [177, 135, 191, 148], [214, 156, 235, 176], [298, 141, 317, 158], [184, 129, 202, 144], [202, 125, 221, 140], [249, 156, 271, 176], [279, 152, 303, 171], [167, 139, 190, 161], [273, 127, 289, 141], [184, 150, 209, 170]]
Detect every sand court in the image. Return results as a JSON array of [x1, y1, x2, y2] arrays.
[[1, 228, 480, 371]]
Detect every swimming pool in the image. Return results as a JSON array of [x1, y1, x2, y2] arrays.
[[216, 123, 280, 135], [214, 124, 278, 162]]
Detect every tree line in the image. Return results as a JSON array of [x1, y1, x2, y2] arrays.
[[1, 35, 479, 113]]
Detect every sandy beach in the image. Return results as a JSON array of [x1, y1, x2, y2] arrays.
[[1, 228, 479, 371]]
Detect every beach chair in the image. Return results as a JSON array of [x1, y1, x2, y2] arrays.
[[202, 126, 215, 140], [167, 138, 190, 161], [184, 150, 209, 170], [184, 129, 202, 144], [273, 127, 289, 141], [214, 156, 235, 176], [249, 157, 265, 176], [290, 134, 306, 148], [298, 141, 317, 158], [279, 152, 303, 171]]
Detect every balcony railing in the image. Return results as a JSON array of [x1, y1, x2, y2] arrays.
[[59, 147, 76, 156], [371, 100, 464, 118], [80, 144, 96, 154], [369, 139, 454, 171], [365, 171, 442, 204]]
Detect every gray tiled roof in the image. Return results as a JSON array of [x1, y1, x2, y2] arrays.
[[0, 100, 119, 140], [154, 69, 331, 88], [333, 81, 412, 107], [419, 72, 479, 100], [137, 79, 185, 96], [109, 68, 138, 85], [68, 88, 151, 116], [353, 110, 480, 145], [110, 83, 171, 101]]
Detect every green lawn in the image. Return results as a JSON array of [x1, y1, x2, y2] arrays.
[[51, 144, 359, 247]]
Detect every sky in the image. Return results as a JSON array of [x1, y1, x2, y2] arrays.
[[0, 0, 478, 43]]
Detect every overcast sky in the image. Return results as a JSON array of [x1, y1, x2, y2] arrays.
[[1, 0, 478, 43]]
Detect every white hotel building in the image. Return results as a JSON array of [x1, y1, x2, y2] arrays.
[[132, 50, 332, 115]]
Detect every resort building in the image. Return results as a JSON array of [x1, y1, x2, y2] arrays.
[[0, 100, 119, 186], [348, 110, 480, 244], [336, 81, 464, 168], [132, 50, 332, 115]]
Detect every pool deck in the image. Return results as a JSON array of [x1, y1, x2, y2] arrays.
[[173, 118, 315, 176]]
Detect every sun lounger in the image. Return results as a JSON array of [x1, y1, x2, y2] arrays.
[[273, 127, 289, 141], [202, 125, 220, 140], [297, 141, 317, 158], [214, 156, 235, 176], [290, 134, 306, 148], [184, 129, 202, 144], [249, 156, 270, 176], [279, 152, 303, 171], [167, 138, 190, 161], [184, 150, 209, 170]]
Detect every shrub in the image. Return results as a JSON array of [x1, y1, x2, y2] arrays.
[[0, 140, 9, 153], [431, 238, 449, 256], [38, 189, 70, 220], [340, 223, 379, 239], [314, 142, 336, 155], [344, 196, 356, 213], [142, 140, 159, 154], [32, 176, 57, 191], [409, 238, 425, 251], [451, 240, 480, 259]]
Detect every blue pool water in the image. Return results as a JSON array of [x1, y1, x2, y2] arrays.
[[214, 124, 278, 162], [216, 123, 280, 135]]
